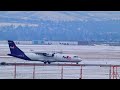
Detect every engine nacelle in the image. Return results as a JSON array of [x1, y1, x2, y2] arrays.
[[43, 53, 55, 57]]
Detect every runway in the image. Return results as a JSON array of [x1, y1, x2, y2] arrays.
[[1, 44, 120, 79], [1, 44, 120, 59]]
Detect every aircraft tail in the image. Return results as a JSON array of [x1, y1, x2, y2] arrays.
[[8, 40, 30, 60]]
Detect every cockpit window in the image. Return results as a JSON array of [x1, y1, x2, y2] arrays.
[[74, 56, 78, 58]]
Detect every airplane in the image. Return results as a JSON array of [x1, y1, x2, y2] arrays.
[[7, 40, 82, 64]]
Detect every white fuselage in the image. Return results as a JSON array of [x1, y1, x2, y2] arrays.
[[24, 52, 82, 62]]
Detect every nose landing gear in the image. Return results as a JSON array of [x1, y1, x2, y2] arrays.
[[76, 62, 79, 64]]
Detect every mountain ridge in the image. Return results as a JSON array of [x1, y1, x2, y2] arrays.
[[0, 11, 120, 41]]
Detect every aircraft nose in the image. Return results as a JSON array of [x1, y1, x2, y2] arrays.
[[78, 58, 82, 61]]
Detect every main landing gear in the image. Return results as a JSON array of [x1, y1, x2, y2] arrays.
[[44, 61, 47, 64], [44, 61, 51, 64]]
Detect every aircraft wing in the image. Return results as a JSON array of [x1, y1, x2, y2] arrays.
[[31, 50, 53, 54], [34, 52, 55, 57], [30, 50, 63, 54]]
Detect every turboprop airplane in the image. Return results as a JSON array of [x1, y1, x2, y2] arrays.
[[7, 40, 82, 64]]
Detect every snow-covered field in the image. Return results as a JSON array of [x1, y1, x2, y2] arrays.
[[0, 44, 120, 79], [1, 64, 120, 79], [1, 44, 120, 59], [0, 65, 111, 79]]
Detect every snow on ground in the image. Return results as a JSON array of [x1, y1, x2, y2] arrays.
[[0, 64, 119, 79], [0, 65, 110, 79], [0, 22, 38, 27], [0, 44, 120, 79], [1, 44, 120, 59]]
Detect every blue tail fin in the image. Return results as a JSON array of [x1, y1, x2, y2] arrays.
[[8, 40, 24, 56], [8, 40, 30, 60]]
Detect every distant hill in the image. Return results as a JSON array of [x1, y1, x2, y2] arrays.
[[0, 11, 120, 41]]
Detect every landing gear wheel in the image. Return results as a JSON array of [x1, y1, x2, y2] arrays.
[[44, 62, 47, 64], [76, 62, 78, 64], [48, 61, 51, 64]]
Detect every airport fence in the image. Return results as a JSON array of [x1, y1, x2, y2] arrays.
[[0, 63, 120, 79]]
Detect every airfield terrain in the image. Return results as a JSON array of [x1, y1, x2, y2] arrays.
[[0, 44, 120, 79], [1, 44, 120, 59]]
